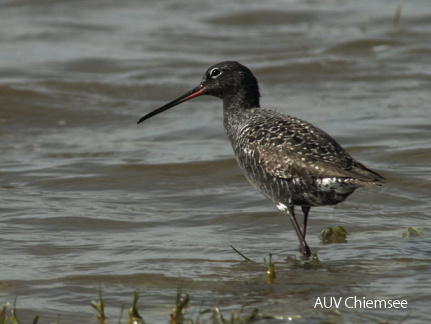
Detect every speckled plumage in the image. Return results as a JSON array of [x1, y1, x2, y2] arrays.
[[226, 107, 382, 207], [138, 61, 384, 256]]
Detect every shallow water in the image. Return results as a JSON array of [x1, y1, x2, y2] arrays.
[[1, 0, 430, 323]]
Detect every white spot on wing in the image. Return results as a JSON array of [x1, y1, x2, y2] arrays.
[[276, 202, 288, 212]]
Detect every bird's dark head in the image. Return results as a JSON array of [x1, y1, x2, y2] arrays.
[[199, 61, 260, 108], [138, 61, 260, 124]]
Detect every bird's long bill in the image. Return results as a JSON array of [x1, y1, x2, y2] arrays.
[[137, 85, 206, 124]]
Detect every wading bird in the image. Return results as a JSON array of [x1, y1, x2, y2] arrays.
[[138, 61, 384, 256]]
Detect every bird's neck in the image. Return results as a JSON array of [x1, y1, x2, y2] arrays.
[[222, 91, 260, 111], [222, 93, 260, 143]]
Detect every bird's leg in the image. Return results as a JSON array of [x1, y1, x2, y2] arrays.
[[287, 205, 311, 257], [301, 206, 310, 239]]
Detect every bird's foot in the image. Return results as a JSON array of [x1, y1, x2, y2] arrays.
[[299, 245, 312, 258]]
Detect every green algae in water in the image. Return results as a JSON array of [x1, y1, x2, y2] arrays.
[[266, 253, 276, 284], [402, 226, 422, 238], [320, 226, 348, 243]]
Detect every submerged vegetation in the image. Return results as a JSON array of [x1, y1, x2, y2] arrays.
[[319, 226, 348, 243], [1, 251, 306, 324], [1, 289, 283, 324], [0, 298, 39, 324], [402, 226, 422, 238], [2, 225, 422, 323]]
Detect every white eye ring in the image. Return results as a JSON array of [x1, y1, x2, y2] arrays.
[[209, 68, 222, 79]]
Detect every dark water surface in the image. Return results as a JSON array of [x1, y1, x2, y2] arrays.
[[1, 0, 430, 323]]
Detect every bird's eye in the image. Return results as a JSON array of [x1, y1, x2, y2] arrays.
[[209, 68, 222, 78]]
